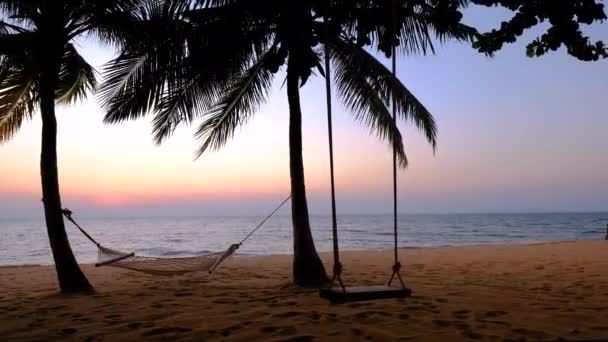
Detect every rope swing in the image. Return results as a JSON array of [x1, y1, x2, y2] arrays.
[[319, 0, 411, 303]]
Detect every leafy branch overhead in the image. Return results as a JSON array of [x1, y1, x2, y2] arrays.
[[338, 0, 606, 61], [470, 0, 608, 60]]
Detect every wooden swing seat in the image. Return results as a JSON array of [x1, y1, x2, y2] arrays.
[[319, 285, 411, 304]]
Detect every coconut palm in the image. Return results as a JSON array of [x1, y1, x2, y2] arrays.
[[0, 0, 139, 292], [99, 0, 478, 286]]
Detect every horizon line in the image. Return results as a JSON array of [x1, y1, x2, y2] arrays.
[[3, 210, 607, 220]]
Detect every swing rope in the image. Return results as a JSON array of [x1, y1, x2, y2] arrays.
[[323, 0, 406, 291], [323, 1, 344, 290], [388, 0, 406, 289]]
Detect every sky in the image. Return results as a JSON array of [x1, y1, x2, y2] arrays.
[[1, 7, 607, 218]]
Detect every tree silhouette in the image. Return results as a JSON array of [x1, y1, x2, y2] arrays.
[[99, 0, 478, 286], [469, 0, 607, 60], [0, 0, 139, 292]]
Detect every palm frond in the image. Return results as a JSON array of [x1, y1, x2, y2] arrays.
[[329, 44, 408, 167], [0, 0, 39, 22], [0, 65, 36, 142], [398, 12, 436, 56], [99, 0, 208, 126], [92, 0, 192, 49], [0, 31, 34, 56], [56, 44, 97, 105], [99, 51, 167, 123], [151, 74, 221, 144], [331, 37, 437, 151], [136, 0, 275, 143], [151, 31, 273, 144], [194, 49, 274, 157]]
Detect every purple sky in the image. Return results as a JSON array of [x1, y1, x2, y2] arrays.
[[1, 6, 607, 217]]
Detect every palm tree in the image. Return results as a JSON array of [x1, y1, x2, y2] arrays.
[[99, 0, 476, 286], [0, 0, 138, 292]]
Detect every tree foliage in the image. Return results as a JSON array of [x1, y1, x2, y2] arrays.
[[100, 0, 447, 166], [470, 0, 607, 60], [0, 0, 142, 142]]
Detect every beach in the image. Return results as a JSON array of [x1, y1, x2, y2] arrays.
[[1, 241, 608, 341]]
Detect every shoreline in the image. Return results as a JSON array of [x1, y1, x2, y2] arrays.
[[1, 238, 602, 268], [2, 240, 607, 341]]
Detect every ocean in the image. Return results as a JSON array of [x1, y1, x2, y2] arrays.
[[0, 212, 606, 266]]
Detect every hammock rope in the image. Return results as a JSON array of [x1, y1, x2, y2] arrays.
[[60, 194, 291, 275]]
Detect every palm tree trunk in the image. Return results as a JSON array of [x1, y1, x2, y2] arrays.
[[40, 65, 92, 293], [287, 59, 329, 287]]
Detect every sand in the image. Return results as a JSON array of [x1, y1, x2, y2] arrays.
[[1, 241, 608, 341]]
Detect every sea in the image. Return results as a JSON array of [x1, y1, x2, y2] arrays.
[[0, 212, 607, 266]]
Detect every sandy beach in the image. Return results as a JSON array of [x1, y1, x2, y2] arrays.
[[1, 241, 608, 341]]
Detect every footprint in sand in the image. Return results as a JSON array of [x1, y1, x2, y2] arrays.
[[510, 327, 551, 340], [432, 319, 470, 331], [44, 305, 69, 311], [352, 328, 365, 336], [276, 326, 297, 336], [260, 326, 280, 334], [399, 313, 410, 320], [142, 327, 192, 336], [484, 310, 508, 318], [461, 329, 483, 340], [452, 309, 471, 319], [273, 311, 303, 319], [590, 326, 608, 332], [276, 335, 314, 342], [219, 324, 242, 337], [127, 322, 143, 329], [141, 322, 155, 328], [61, 328, 78, 335]]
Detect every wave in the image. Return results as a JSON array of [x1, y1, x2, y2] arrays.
[[581, 230, 602, 235]]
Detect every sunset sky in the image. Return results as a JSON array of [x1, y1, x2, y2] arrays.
[[1, 8, 607, 218]]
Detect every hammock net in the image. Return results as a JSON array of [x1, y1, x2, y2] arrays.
[[61, 195, 292, 276], [96, 244, 239, 276]]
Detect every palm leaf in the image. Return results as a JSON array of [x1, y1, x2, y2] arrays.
[[99, 51, 168, 123], [329, 44, 408, 167], [56, 44, 97, 105], [194, 49, 274, 157], [148, 0, 274, 143], [331, 37, 437, 151], [151, 72, 222, 144], [0, 65, 36, 142]]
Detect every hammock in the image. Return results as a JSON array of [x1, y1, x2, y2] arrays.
[[61, 195, 291, 276], [94, 244, 240, 275]]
